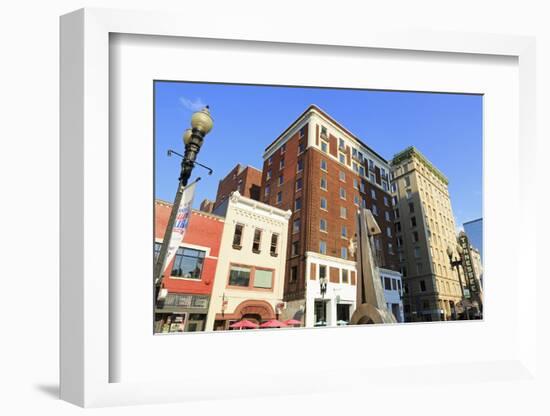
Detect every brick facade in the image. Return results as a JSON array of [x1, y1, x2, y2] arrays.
[[214, 164, 262, 210], [260, 105, 399, 303]]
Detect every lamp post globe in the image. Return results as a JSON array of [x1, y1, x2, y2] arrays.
[[191, 106, 214, 134], [446, 246, 453, 258], [182, 128, 192, 146]]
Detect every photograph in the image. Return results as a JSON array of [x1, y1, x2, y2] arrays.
[[153, 81, 484, 334]]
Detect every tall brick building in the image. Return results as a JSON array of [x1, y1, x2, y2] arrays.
[[260, 105, 399, 326], [213, 164, 262, 211]]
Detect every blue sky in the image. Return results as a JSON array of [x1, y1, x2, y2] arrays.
[[155, 81, 482, 229]]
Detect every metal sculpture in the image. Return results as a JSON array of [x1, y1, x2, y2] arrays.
[[349, 208, 397, 325]]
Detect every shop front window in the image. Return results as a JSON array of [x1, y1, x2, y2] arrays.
[[171, 247, 205, 279]]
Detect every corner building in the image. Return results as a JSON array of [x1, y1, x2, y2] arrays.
[[391, 147, 463, 321], [261, 105, 399, 327]]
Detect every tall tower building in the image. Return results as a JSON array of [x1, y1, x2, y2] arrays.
[[261, 105, 400, 326], [391, 147, 463, 322]]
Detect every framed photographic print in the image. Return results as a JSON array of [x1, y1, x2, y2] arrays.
[[60, 7, 538, 408]]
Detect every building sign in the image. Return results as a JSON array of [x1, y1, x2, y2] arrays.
[[458, 233, 480, 297], [163, 293, 210, 310], [160, 181, 197, 275]]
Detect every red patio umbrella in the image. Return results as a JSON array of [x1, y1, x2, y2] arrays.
[[283, 319, 302, 326], [229, 319, 259, 330], [259, 319, 288, 328]]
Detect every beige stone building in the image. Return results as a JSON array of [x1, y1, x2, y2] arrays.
[[391, 147, 464, 321]]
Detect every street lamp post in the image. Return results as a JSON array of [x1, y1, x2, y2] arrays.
[[446, 245, 469, 320], [319, 276, 327, 326], [154, 107, 214, 300]]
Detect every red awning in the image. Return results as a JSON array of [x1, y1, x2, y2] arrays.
[[283, 319, 302, 326]]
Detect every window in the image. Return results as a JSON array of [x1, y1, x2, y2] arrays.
[[383, 196, 389, 206], [290, 266, 298, 282], [397, 236, 403, 247], [270, 233, 279, 256], [266, 169, 272, 180], [395, 222, 401, 232], [278, 174, 284, 186], [360, 181, 365, 193], [268, 156, 273, 166], [298, 142, 305, 154], [341, 225, 348, 238], [420, 280, 427, 292], [339, 170, 346, 182], [382, 181, 388, 192], [401, 266, 408, 277], [340, 187, 346, 199], [339, 138, 345, 149], [321, 140, 328, 153], [297, 159, 304, 172], [264, 185, 270, 198], [154, 242, 161, 261], [280, 143, 286, 154], [362, 198, 367, 208], [320, 175, 327, 190], [228, 265, 251, 287], [233, 224, 244, 248], [394, 208, 400, 218], [291, 241, 300, 256], [277, 192, 282, 204], [408, 202, 415, 213], [371, 189, 376, 199], [384, 277, 392, 290], [171, 247, 205, 279], [414, 247, 420, 258], [359, 166, 365, 177], [320, 197, 327, 210], [252, 229, 262, 253], [369, 173, 375, 182], [342, 269, 349, 283], [293, 218, 300, 234], [339, 153, 346, 164], [391, 183, 397, 193], [295, 197, 302, 211], [352, 148, 358, 158], [417, 262, 423, 273], [388, 243, 394, 255], [320, 159, 327, 171], [411, 216, 417, 227], [354, 195, 360, 206], [413, 231, 419, 243], [392, 196, 398, 206], [254, 269, 273, 289], [372, 204, 378, 215], [385, 211, 390, 221], [319, 240, 327, 254], [353, 162, 359, 173], [321, 126, 327, 137], [296, 178, 303, 191], [368, 159, 373, 169], [386, 226, 392, 237], [320, 218, 328, 232], [340, 206, 347, 218], [353, 178, 359, 189], [404, 176, 411, 187], [406, 189, 412, 200], [300, 126, 306, 138], [319, 264, 327, 279], [341, 247, 348, 259]]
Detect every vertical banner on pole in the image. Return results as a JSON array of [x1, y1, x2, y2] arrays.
[[161, 181, 197, 275]]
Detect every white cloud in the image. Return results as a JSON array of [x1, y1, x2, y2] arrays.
[[179, 96, 207, 112]]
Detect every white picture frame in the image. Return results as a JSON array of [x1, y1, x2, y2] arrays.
[[60, 7, 538, 408]]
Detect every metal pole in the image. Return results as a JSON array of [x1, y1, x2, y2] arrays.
[[154, 128, 205, 298]]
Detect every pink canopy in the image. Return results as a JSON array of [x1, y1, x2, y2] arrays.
[[229, 319, 259, 329], [259, 319, 288, 328], [283, 319, 302, 326]]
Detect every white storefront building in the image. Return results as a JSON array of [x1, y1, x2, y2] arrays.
[[205, 191, 291, 331]]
